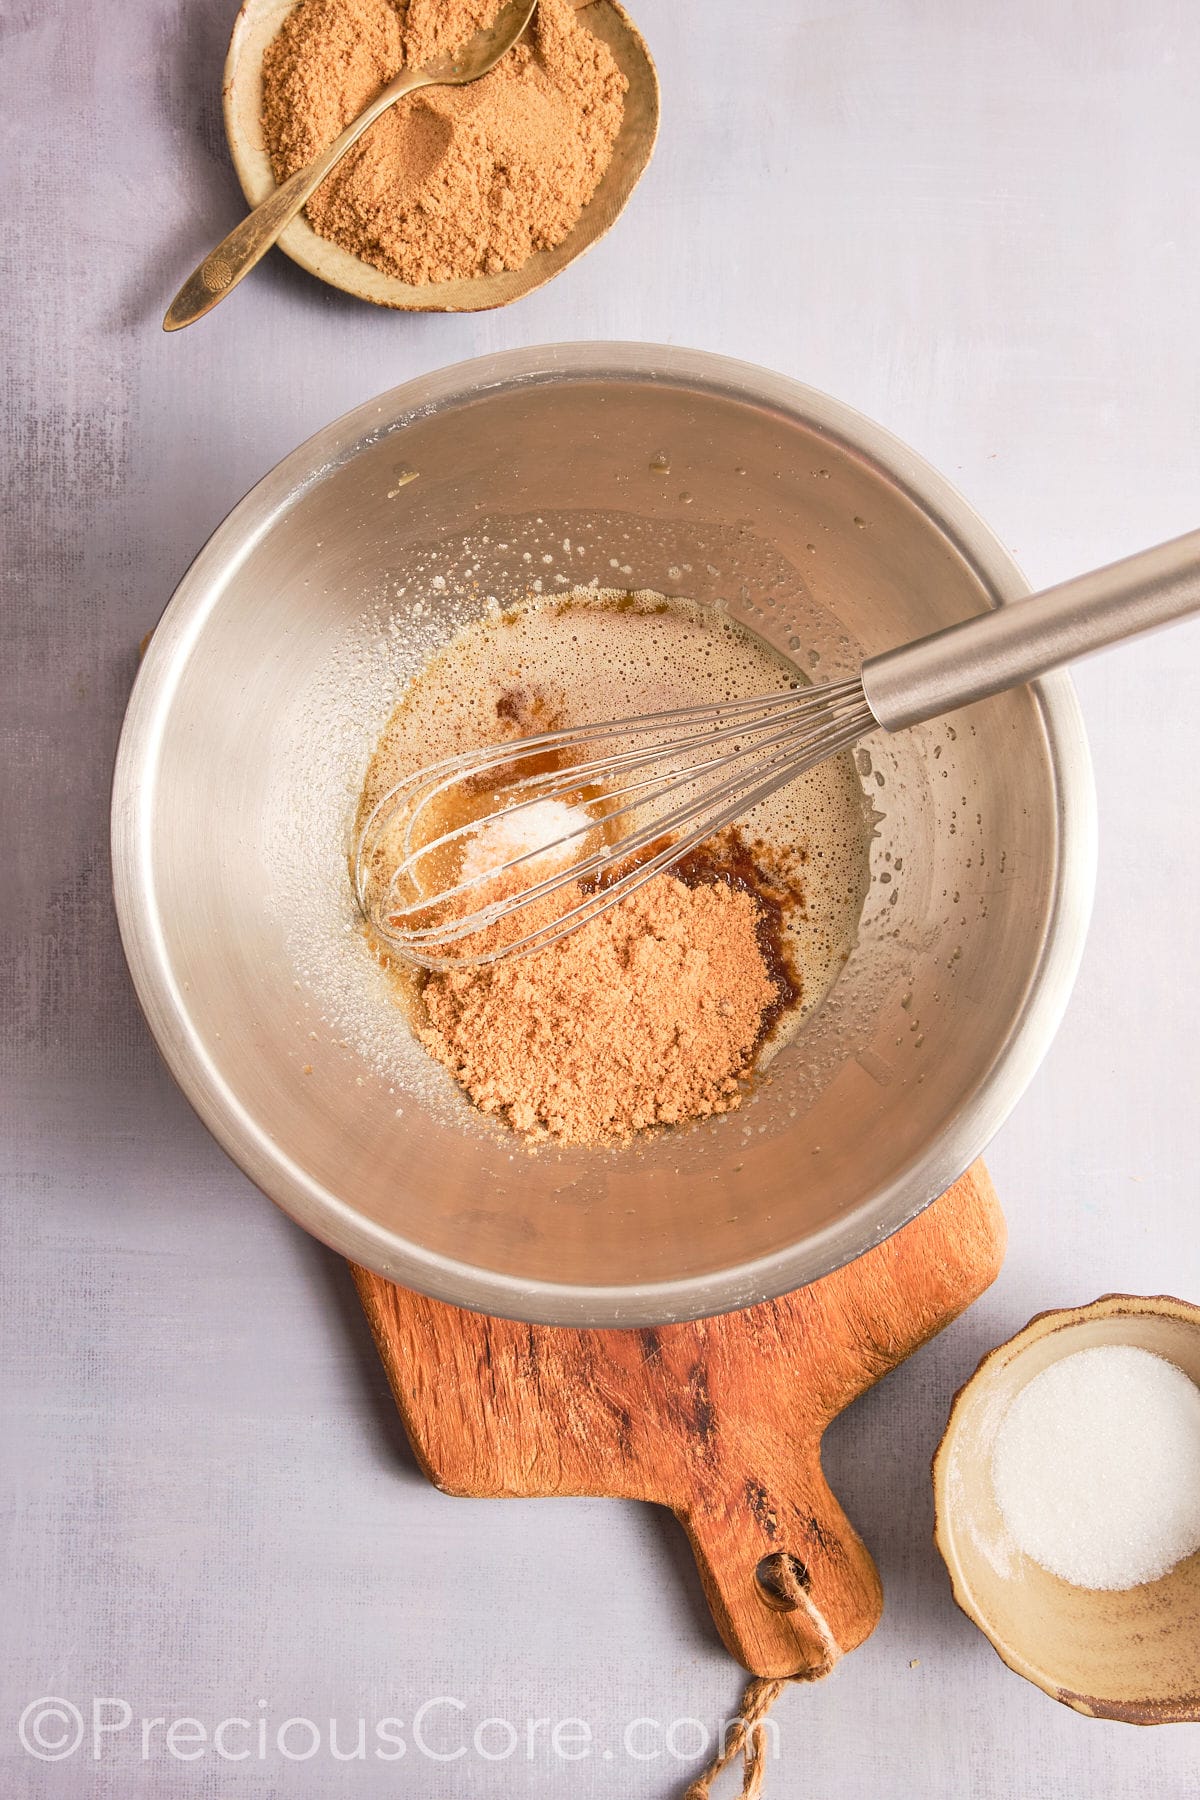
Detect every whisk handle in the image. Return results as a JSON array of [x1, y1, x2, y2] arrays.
[[860, 527, 1200, 733]]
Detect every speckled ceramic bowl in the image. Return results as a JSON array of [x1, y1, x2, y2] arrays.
[[223, 0, 659, 312], [934, 1293, 1200, 1724]]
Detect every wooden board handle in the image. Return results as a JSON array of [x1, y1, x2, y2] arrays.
[[352, 1162, 1005, 1678], [681, 1468, 882, 1676]]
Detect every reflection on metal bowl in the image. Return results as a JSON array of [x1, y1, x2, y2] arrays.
[[111, 344, 1095, 1325]]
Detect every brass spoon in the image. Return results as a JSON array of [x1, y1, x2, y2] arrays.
[[164, 0, 537, 331]]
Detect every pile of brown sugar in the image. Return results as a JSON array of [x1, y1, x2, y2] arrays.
[[261, 0, 627, 285], [417, 864, 797, 1145]]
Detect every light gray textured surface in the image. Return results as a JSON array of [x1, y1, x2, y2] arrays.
[[4, 0, 1200, 1792]]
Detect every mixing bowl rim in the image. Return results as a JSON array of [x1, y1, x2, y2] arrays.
[[111, 341, 1097, 1325]]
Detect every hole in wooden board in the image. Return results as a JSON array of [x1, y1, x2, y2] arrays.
[[755, 1551, 811, 1610]]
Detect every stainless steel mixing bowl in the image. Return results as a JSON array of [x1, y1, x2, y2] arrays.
[[111, 344, 1095, 1325]]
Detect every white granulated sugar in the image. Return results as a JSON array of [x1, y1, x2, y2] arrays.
[[459, 800, 593, 884], [991, 1344, 1200, 1590]]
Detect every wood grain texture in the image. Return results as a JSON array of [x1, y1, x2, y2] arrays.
[[352, 1161, 1005, 1678]]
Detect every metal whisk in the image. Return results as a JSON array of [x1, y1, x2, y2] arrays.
[[356, 530, 1200, 969]]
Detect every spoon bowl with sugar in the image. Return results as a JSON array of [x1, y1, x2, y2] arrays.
[[165, 0, 538, 329], [171, 0, 658, 325]]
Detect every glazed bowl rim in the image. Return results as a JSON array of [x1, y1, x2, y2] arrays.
[[932, 1292, 1200, 1723]]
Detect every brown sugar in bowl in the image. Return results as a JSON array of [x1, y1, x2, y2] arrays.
[[933, 1293, 1200, 1724], [222, 0, 659, 312]]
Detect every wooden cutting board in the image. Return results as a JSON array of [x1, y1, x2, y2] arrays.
[[351, 1161, 1004, 1679]]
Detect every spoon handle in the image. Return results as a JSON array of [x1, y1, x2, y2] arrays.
[[861, 526, 1200, 732], [163, 66, 432, 332]]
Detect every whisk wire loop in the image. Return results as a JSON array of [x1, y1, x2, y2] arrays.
[[355, 677, 874, 969], [355, 525, 1200, 966]]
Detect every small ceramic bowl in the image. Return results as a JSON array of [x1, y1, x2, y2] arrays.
[[934, 1294, 1200, 1722], [222, 0, 659, 313]]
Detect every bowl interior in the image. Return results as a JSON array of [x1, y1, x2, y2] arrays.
[[935, 1297, 1200, 1722], [223, 0, 660, 312], [114, 348, 1092, 1322]]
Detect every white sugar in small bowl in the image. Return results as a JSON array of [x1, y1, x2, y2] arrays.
[[991, 1342, 1200, 1592], [934, 1294, 1200, 1723]]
